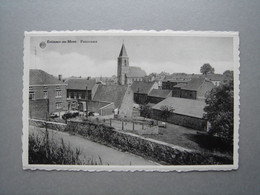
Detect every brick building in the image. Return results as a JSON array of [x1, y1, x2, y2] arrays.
[[131, 81, 158, 104], [147, 89, 172, 104], [172, 78, 215, 100], [29, 69, 67, 118], [65, 78, 98, 111]]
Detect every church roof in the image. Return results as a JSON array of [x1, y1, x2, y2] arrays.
[[29, 69, 65, 85], [65, 78, 97, 90], [126, 66, 146, 78], [119, 43, 128, 57]]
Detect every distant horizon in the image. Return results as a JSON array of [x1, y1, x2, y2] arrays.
[[29, 35, 234, 78]]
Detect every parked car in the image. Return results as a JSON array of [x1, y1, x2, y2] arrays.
[[158, 121, 167, 128], [49, 113, 58, 119], [88, 112, 100, 116], [62, 112, 73, 120]]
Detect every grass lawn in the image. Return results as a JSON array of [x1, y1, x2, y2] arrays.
[[143, 122, 233, 157]]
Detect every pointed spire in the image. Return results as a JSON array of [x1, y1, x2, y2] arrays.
[[119, 43, 128, 57]]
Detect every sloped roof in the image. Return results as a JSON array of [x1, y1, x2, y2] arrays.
[[65, 78, 96, 90], [164, 73, 203, 81], [181, 78, 205, 91], [126, 66, 146, 78], [131, 81, 155, 94], [152, 97, 206, 118], [148, 89, 172, 98], [205, 74, 225, 81], [87, 100, 113, 113], [173, 83, 187, 88], [93, 85, 129, 108], [29, 69, 64, 85], [119, 43, 128, 57]]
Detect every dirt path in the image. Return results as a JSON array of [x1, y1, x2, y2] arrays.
[[29, 126, 159, 166]]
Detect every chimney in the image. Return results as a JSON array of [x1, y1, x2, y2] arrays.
[[58, 74, 62, 81]]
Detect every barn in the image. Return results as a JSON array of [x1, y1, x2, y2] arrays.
[[151, 97, 207, 131]]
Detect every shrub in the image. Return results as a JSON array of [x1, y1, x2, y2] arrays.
[[29, 132, 103, 165]]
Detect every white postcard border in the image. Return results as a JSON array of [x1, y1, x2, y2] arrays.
[[22, 30, 240, 172]]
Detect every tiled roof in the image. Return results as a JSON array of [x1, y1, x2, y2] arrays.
[[152, 97, 206, 118], [205, 74, 225, 81], [65, 78, 97, 90], [126, 66, 146, 78], [29, 69, 64, 85], [93, 85, 129, 109], [148, 89, 172, 98], [181, 78, 206, 91], [119, 43, 128, 57], [164, 73, 203, 81], [131, 81, 155, 94], [173, 83, 187, 88]]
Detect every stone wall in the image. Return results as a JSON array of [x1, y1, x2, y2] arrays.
[[64, 120, 232, 165], [29, 119, 67, 132], [29, 119, 232, 165]]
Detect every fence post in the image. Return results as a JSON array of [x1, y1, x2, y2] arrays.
[[122, 120, 124, 130], [142, 123, 144, 130], [110, 119, 112, 127], [133, 122, 134, 131]]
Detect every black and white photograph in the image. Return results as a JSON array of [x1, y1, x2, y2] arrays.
[[23, 31, 239, 171]]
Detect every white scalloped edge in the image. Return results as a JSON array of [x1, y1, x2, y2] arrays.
[[22, 30, 240, 172]]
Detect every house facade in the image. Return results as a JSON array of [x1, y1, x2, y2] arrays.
[[29, 69, 67, 119], [65, 78, 98, 111], [131, 81, 159, 104]]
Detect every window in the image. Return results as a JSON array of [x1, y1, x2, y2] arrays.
[[29, 92, 35, 100], [56, 102, 62, 109], [44, 91, 48, 99], [56, 90, 62, 97]]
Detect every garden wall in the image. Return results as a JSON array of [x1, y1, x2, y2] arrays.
[[29, 119, 232, 165], [64, 120, 232, 165], [29, 119, 67, 132]]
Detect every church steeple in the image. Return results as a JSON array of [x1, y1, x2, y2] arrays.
[[119, 43, 128, 57], [117, 43, 129, 85]]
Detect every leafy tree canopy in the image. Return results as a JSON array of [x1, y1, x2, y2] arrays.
[[204, 79, 234, 143], [160, 105, 175, 119], [200, 63, 215, 75]]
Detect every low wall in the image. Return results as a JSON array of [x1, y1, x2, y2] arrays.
[[64, 120, 232, 165], [149, 109, 207, 131], [29, 119, 67, 132], [29, 119, 232, 165]]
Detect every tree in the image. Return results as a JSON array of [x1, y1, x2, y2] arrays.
[[223, 70, 234, 80], [200, 63, 215, 76], [160, 105, 175, 120], [140, 105, 152, 119], [203, 79, 233, 143]]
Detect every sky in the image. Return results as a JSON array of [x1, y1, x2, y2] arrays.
[[29, 34, 234, 78]]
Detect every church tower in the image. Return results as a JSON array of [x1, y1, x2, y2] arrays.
[[117, 43, 129, 85]]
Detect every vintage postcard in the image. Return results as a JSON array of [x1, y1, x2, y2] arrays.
[[23, 30, 239, 171]]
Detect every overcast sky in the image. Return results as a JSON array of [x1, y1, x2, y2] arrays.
[[29, 34, 234, 78]]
